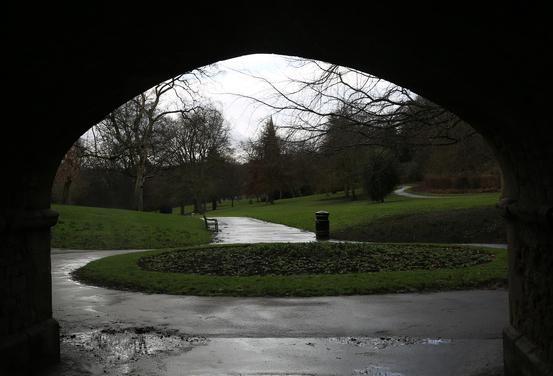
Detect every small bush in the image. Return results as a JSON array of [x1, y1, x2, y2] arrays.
[[362, 150, 400, 202]]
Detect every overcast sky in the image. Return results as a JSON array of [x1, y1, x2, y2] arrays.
[[87, 54, 401, 152], [189, 54, 406, 149], [190, 53, 320, 146]]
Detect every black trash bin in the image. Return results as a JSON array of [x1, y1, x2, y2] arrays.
[[315, 211, 330, 240]]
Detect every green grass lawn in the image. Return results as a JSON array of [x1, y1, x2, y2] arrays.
[[52, 204, 212, 249], [52, 190, 501, 249], [203, 191, 500, 234], [73, 243, 507, 297]]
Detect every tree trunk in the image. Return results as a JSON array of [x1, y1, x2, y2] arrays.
[[211, 199, 217, 211], [61, 178, 72, 204], [180, 202, 185, 215], [134, 172, 145, 211], [231, 197, 234, 207], [135, 184, 144, 211]]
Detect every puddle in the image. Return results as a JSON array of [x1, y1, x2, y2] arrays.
[[61, 326, 208, 374], [353, 365, 404, 375], [328, 336, 451, 349], [423, 338, 452, 345]]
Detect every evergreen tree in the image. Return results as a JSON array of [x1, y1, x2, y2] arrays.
[[248, 118, 284, 204]]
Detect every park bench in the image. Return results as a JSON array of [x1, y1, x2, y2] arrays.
[[203, 214, 219, 232]]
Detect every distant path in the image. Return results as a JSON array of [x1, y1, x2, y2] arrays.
[[213, 216, 316, 243], [394, 184, 448, 199]]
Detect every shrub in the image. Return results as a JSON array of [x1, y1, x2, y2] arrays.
[[362, 150, 400, 202]]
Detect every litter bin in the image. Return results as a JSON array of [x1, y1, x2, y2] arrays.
[[315, 211, 329, 240]]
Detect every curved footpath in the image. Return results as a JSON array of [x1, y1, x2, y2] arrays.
[[393, 185, 448, 199], [47, 217, 507, 376]]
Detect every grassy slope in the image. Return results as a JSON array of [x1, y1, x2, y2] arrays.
[[52, 204, 212, 249], [52, 191, 501, 249], [333, 206, 506, 243], [73, 243, 507, 297], [208, 192, 500, 233]]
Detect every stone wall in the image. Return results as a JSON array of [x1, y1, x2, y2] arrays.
[[0, 210, 60, 375], [495, 133, 553, 375], [501, 210, 553, 375]]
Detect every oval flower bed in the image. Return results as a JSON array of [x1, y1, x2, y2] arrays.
[[138, 243, 493, 276], [73, 243, 507, 297]]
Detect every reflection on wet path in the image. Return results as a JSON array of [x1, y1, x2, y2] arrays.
[[60, 326, 207, 375], [353, 366, 404, 375], [162, 337, 502, 376], [213, 216, 316, 243], [57, 328, 466, 375], [327, 336, 452, 348], [51, 249, 146, 333]]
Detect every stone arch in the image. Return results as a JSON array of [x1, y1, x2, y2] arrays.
[[1, 5, 551, 375]]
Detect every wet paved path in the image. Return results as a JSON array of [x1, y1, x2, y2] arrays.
[[47, 218, 507, 376], [213, 216, 316, 243], [393, 185, 447, 199]]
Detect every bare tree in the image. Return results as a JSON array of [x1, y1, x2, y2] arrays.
[[227, 58, 469, 148], [86, 74, 202, 211], [319, 113, 366, 199], [167, 104, 231, 212]]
